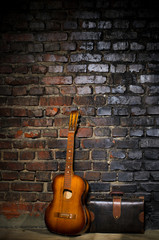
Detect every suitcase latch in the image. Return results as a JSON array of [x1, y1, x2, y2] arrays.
[[113, 197, 121, 220]]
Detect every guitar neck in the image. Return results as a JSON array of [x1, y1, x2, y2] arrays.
[[64, 131, 75, 190]]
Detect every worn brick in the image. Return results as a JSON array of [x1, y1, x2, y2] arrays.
[[118, 172, 133, 182], [140, 75, 159, 83], [78, 42, 93, 50], [92, 150, 107, 160], [145, 161, 159, 171], [77, 86, 92, 95], [90, 183, 110, 192], [141, 139, 159, 148], [67, 64, 86, 73], [97, 41, 111, 50], [75, 75, 106, 84], [110, 150, 126, 159], [147, 107, 159, 115], [93, 162, 108, 171], [41, 76, 72, 85], [97, 107, 111, 116], [43, 54, 68, 62], [85, 172, 100, 181], [98, 21, 112, 29], [104, 53, 135, 62], [70, 32, 101, 40], [113, 42, 129, 50], [112, 85, 126, 93], [108, 96, 141, 105], [144, 149, 159, 160], [82, 21, 96, 29], [130, 129, 144, 137], [146, 129, 159, 137], [36, 33, 67, 41], [134, 172, 149, 181], [70, 53, 102, 62], [82, 138, 113, 149], [74, 96, 94, 106], [131, 107, 146, 116], [101, 172, 116, 182], [112, 128, 127, 137], [88, 64, 109, 72]]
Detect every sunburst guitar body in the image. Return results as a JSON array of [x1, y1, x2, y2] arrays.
[[45, 111, 90, 235]]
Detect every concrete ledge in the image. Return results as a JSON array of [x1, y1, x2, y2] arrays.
[[0, 229, 159, 240]]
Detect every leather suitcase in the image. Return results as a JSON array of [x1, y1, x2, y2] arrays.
[[87, 192, 144, 233]]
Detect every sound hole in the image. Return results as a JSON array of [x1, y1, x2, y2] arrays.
[[63, 189, 72, 199]]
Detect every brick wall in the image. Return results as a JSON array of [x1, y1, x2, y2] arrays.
[[0, 0, 159, 229]]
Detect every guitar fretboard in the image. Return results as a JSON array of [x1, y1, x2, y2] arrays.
[[64, 132, 75, 190]]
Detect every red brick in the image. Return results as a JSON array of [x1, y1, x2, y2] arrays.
[[0, 86, 12, 95], [45, 107, 59, 116], [60, 128, 93, 138], [43, 54, 68, 62], [20, 193, 37, 202], [13, 140, 46, 149], [6, 77, 38, 85], [0, 182, 9, 191], [42, 129, 57, 138], [0, 65, 12, 73], [54, 117, 69, 127], [27, 109, 43, 117], [22, 119, 52, 127], [85, 172, 101, 181], [11, 182, 43, 192], [45, 86, 59, 95], [26, 162, 58, 171], [36, 171, 51, 181], [0, 141, 12, 149], [13, 109, 27, 117], [3, 33, 34, 42], [38, 193, 52, 202], [5, 192, 20, 201], [0, 108, 11, 117], [0, 118, 20, 128], [77, 128, 93, 138], [19, 172, 35, 181], [8, 97, 38, 106], [74, 96, 94, 105], [60, 86, 76, 95], [20, 151, 35, 160], [13, 87, 27, 96], [15, 130, 23, 139], [41, 76, 72, 85], [37, 151, 52, 160], [40, 96, 72, 106], [2, 172, 18, 180], [1, 55, 34, 63], [0, 162, 24, 171], [3, 152, 18, 160], [31, 65, 47, 74], [24, 130, 41, 138], [29, 87, 44, 95], [14, 66, 28, 74]]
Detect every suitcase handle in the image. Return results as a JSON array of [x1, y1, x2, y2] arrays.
[[110, 191, 124, 196]]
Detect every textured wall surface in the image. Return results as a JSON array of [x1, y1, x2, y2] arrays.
[[0, 0, 159, 229]]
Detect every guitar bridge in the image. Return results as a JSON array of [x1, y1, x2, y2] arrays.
[[54, 212, 76, 219]]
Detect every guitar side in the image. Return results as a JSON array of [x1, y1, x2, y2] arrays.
[[45, 174, 90, 235]]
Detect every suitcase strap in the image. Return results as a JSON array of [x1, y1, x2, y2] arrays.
[[113, 197, 121, 219]]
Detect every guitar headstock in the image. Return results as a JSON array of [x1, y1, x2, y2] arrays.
[[69, 111, 79, 132]]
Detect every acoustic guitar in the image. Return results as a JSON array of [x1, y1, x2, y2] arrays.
[[45, 111, 90, 235]]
